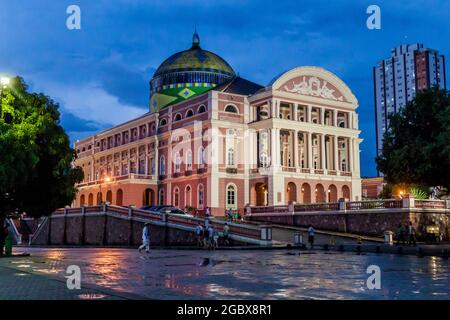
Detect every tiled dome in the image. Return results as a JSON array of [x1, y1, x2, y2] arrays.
[[150, 31, 235, 111]]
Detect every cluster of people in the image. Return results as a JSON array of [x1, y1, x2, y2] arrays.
[[225, 209, 240, 223], [396, 221, 416, 246], [195, 221, 230, 250]]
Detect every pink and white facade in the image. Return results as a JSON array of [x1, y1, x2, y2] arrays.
[[73, 66, 362, 216]]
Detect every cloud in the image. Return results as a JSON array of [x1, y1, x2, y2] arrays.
[[37, 81, 146, 126]]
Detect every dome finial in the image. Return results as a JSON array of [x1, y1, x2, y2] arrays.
[[192, 25, 200, 48]]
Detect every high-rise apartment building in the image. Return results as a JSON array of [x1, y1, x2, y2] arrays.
[[373, 44, 446, 156]]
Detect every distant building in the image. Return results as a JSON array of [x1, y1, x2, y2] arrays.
[[361, 177, 385, 199], [373, 44, 446, 157], [73, 32, 362, 215]]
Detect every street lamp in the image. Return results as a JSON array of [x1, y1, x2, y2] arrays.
[[1, 76, 10, 87], [0, 76, 11, 117]]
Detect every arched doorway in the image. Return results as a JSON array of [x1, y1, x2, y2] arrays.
[[255, 183, 268, 206], [301, 183, 311, 204], [80, 194, 85, 206], [328, 184, 338, 202], [88, 193, 93, 206], [315, 184, 325, 203], [342, 185, 350, 200], [173, 187, 180, 207], [96, 192, 103, 205], [142, 188, 154, 206], [286, 182, 297, 203], [106, 190, 112, 203], [116, 189, 123, 206], [185, 185, 192, 208]]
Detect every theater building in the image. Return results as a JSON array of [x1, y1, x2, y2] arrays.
[[73, 32, 362, 216]]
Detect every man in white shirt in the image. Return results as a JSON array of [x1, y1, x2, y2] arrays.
[[138, 223, 150, 253]]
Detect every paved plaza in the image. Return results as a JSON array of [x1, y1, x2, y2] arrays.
[[0, 247, 449, 300]]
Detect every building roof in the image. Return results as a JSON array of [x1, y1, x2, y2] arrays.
[[215, 76, 264, 96]]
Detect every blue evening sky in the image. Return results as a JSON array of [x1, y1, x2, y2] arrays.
[[1, 0, 449, 177]]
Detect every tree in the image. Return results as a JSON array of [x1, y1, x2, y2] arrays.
[[0, 77, 83, 226], [376, 87, 450, 190]]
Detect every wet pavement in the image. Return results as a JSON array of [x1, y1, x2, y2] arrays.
[[1, 247, 449, 300]]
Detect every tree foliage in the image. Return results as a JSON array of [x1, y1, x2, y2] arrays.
[[376, 87, 450, 189], [0, 77, 83, 219]]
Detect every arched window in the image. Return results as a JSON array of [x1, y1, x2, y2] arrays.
[[186, 150, 192, 170], [173, 187, 179, 207], [185, 109, 194, 118], [198, 184, 204, 209], [158, 188, 165, 205], [159, 155, 166, 175], [198, 146, 204, 166], [227, 148, 235, 166], [197, 105, 206, 113], [159, 118, 167, 126], [224, 104, 238, 113], [175, 152, 181, 172], [226, 184, 237, 209], [174, 113, 182, 122]]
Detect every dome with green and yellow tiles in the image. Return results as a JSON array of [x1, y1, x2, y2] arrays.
[[149, 31, 235, 111]]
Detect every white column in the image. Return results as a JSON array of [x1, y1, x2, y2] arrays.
[[334, 110, 338, 127], [307, 105, 312, 123], [320, 108, 325, 125], [307, 132, 313, 171], [348, 138, 353, 173], [293, 131, 299, 169], [270, 128, 277, 168], [334, 136, 339, 171], [293, 103, 298, 121], [320, 134, 326, 170]]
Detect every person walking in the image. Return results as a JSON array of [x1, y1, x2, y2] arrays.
[[222, 223, 230, 246], [396, 223, 406, 246], [408, 222, 416, 246], [207, 225, 214, 250], [195, 222, 204, 248], [307, 225, 315, 249], [205, 206, 211, 218], [138, 223, 150, 253], [213, 229, 219, 250]]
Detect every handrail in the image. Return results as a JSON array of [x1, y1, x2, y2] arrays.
[[6, 218, 22, 245]]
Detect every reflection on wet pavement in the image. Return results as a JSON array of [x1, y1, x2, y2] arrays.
[[10, 247, 450, 300]]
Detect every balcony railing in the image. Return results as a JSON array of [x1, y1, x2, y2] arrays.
[[414, 199, 447, 209], [246, 198, 448, 215], [346, 199, 402, 210], [282, 166, 296, 173], [77, 174, 155, 187], [294, 202, 340, 211]]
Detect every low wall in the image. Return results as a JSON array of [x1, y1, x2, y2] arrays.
[[247, 210, 450, 239], [32, 210, 263, 247]]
